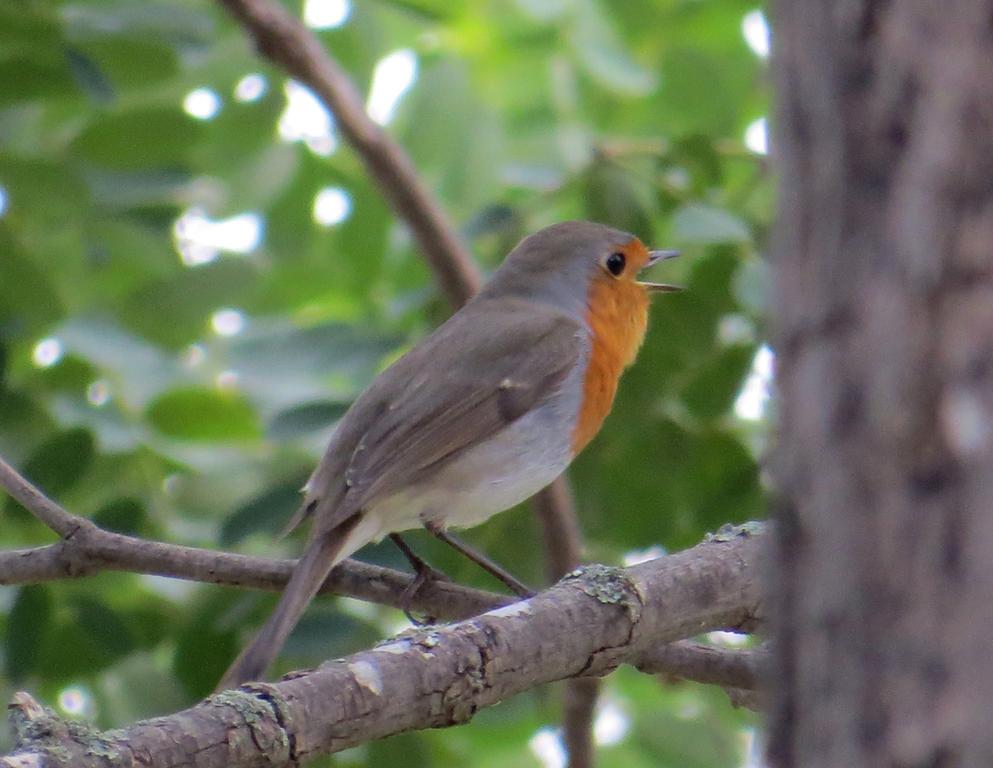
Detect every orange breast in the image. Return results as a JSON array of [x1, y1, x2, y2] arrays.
[[571, 275, 649, 454]]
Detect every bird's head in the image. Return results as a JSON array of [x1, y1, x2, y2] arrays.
[[481, 220, 680, 319]]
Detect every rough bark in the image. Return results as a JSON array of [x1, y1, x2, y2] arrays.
[[2, 529, 764, 768], [769, 1, 993, 765]]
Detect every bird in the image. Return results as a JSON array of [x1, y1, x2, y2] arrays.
[[217, 220, 680, 689]]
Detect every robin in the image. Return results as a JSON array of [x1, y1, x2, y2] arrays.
[[218, 220, 679, 688]]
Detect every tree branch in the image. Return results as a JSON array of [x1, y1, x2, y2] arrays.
[[0, 453, 505, 621], [0, 455, 81, 538], [3, 529, 765, 768], [637, 640, 767, 712], [635, 641, 766, 691], [1, 457, 764, 699]]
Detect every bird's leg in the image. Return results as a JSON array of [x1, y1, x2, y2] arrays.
[[423, 522, 535, 598], [388, 533, 450, 625]]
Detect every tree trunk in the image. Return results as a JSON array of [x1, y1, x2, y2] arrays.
[[769, 2, 993, 766]]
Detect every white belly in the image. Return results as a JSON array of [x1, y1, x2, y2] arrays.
[[381, 400, 573, 529], [330, 398, 575, 561]]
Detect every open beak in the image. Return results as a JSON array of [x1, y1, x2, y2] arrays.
[[638, 249, 683, 293]]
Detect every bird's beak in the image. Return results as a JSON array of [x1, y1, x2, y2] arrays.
[[638, 249, 683, 293]]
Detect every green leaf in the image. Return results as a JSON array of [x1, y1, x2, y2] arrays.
[[0, 57, 75, 105], [5, 586, 52, 682], [74, 38, 178, 91], [631, 688, 744, 767], [367, 733, 431, 768], [0, 392, 53, 462], [670, 135, 725, 190], [266, 400, 349, 440], [84, 167, 191, 210], [682, 429, 762, 534], [594, 667, 754, 768], [173, 593, 241, 698], [35, 354, 95, 392], [118, 259, 257, 349], [37, 595, 139, 679], [220, 481, 303, 546], [0, 157, 90, 230], [400, 59, 500, 212], [570, 0, 658, 96], [20, 427, 95, 500], [74, 597, 136, 661], [72, 107, 202, 170], [282, 607, 381, 667], [228, 321, 401, 399], [62, 2, 216, 47], [0, 4, 62, 55], [369, 0, 451, 20], [681, 344, 756, 420], [65, 46, 114, 104], [197, 95, 289, 180], [0, 232, 65, 336], [733, 256, 770, 315], [56, 315, 180, 407], [146, 387, 260, 441], [671, 204, 751, 245], [91, 497, 148, 536], [585, 159, 656, 239], [124, 602, 175, 651], [222, 143, 300, 212]]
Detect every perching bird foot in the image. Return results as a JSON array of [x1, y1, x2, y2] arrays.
[[390, 533, 452, 624], [423, 523, 535, 598]]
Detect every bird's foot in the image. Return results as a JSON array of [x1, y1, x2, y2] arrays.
[[398, 560, 451, 625], [390, 533, 451, 625], [423, 523, 535, 598]]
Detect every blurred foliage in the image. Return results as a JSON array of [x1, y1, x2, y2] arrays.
[[0, 0, 771, 764]]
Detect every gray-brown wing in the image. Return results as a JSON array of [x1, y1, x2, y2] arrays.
[[304, 298, 583, 532]]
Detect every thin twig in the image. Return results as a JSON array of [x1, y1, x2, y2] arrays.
[[0, 455, 84, 537], [533, 480, 584, 583], [637, 632, 767, 712], [560, 678, 598, 768], [635, 641, 766, 691], [533, 477, 598, 768], [0, 454, 506, 620], [216, 0, 481, 308]]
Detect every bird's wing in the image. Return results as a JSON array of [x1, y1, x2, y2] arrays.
[[303, 298, 584, 532], [221, 302, 583, 687]]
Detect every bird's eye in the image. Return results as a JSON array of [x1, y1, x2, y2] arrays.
[[604, 252, 626, 277]]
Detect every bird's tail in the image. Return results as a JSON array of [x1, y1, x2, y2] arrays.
[[215, 514, 360, 691]]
